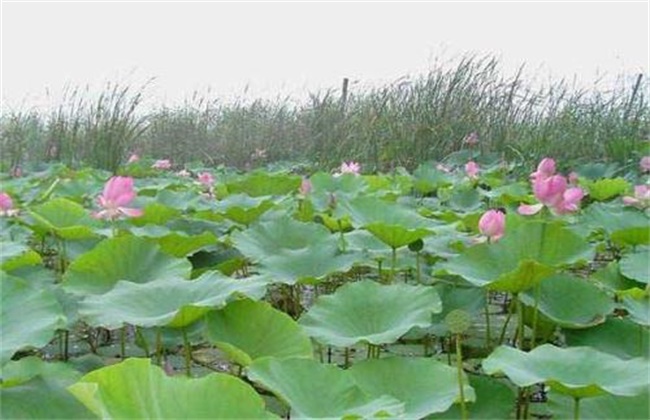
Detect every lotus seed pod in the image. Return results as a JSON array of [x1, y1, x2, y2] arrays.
[[445, 309, 472, 334]]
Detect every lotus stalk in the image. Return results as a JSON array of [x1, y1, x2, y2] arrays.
[[446, 309, 472, 420]]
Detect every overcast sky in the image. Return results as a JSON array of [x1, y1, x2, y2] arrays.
[[1, 1, 648, 111]]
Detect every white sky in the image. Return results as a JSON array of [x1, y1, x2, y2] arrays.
[[1, 0, 649, 111]]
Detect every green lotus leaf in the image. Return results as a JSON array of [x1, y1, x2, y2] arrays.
[[155, 189, 203, 211], [62, 235, 192, 295], [214, 194, 275, 225], [78, 272, 267, 329], [441, 221, 592, 292], [232, 218, 357, 284], [592, 261, 643, 292], [619, 248, 650, 284], [581, 203, 650, 245], [299, 280, 441, 347], [583, 177, 630, 201], [449, 187, 482, 212], [365, 223, 433, 250], [204, 299, 313, 366], [519, 274, 615, 328], [349, 357, 475, 418], [429, 284, 486, 336], [620, 293, 650, 326], [68, 358, 274, 419], [225, 172, 301, 197], [27, 197, 98, 239], [412, 164, 454, 194], [564, 317, 649, 359], [156, 231, 217, 257], [548, 389, 649, 419], [0, 357, 95, 419], [429, 374, 516, 420], [483, 344, 650, 398], [0, 241, 42, 272], [246, 357, 404, 419], [1, 274, 66, 365]]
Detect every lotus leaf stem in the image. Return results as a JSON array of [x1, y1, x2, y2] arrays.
[[455, 334, 468, 420]]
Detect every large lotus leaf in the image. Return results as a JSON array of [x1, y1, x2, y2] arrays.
[[620, 293, 650, 326], [27, 197, 99, 239], [1, 357, 96, 419], [581, 203, 649, 245], [619, 248, 650, 284], [130, 202, 181, 226], [349, 357, 475, 418], [1, 274, 66, 365], [225, 172, 301, 197], [564, 317, 649, 359], [448, 186, 482, 212], [483, 344, 650, 398], [548, 389, 649, 419], [62, 235, 192, 295], [78, 272, 267, 329], [412, 164, 454, 194], [583, 177, 630, 201], [0, 241, 42, 272], [156, 231, 217, 257], [299, 280, 441, 347], [214, 194, 275, 225], [430, 374, 516, 420], [68, 358, 274, 419], [155, 189, 203, 211], [429, 284, 486, 336], [232, 218, 357, 284], [246, 357, 404, 418], [592, 261, 643, 292], [338, 195, 436, 230], [519, 274, 615, 329], [441, 221, 592, 292], [204, 299, 313, 366]]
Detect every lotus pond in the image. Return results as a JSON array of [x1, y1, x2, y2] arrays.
[[0, 153, 648, 419]]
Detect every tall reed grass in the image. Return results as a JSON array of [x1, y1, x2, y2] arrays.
[[1, 55, 647, 173]]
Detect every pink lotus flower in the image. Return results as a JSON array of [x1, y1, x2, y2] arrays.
[[152, 159, 171, 170], [622, 185, 650, 209], [299, 177, 312, 195], [640, 156, 650, 173], [127, 154, 139, 164], [197, 172, 214, 186], [518, 158, 585, 216], [465, 161, 480, 179], [336, 161, 361, 176], [93, 176, 143, 220], [0, 192, 14, 216], [478, 209, 505, 242]]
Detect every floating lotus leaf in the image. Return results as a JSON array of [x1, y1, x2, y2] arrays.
[[0, 241, 42, 272], [232, 218, 357, 284], [227, 172, 302, 197], [564, 317, 649, 359], [548, 389, 649, 419], [214, 194, 275, 225], [441, 221, 592, 292], [204, 299, 313, 366], [246, 357, 404, 419], [68, 358, 274, 419], [620, 293, 650, 326], [0, 357, 95, 419], [299, 280, 441, 347], [349, 357, 475, 418], [1, 274, 67, 365], [584, 177, 630, 201], [449, 187, 482, 212], [619, 249, 650, 284], [156, 231, 217, 257], [581, 203, 650, 246], [412, 164, 453, 194], [78, 272, 267, 329], [62, 235, 192, 295], [26, 197, 99, 239], [483, 344, 650, 398], [131, 202, 180, 226], [519, 274, 615, 328]]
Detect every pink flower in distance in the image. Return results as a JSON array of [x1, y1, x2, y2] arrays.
[[463, 132, 479, 146], [478, 209, 505, 242], [465, 161, 480, 179], [152, 159, 171, 170], [93, 176, 143, 220], [622, 185, 650, 209], [0, 192, 14, 215], [299, 177, 312, 195], [127, 153, 139, 164], [337, 161, 361, 176], [640, 156, 650, 173], [518, 158, 585, 216], [198, 172, 214, 186]]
